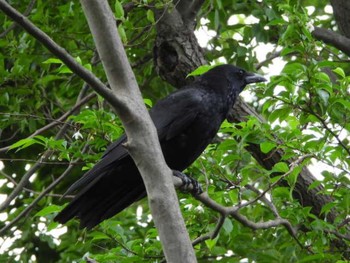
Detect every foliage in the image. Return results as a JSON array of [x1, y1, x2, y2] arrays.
[[0, 0, 349, 262]]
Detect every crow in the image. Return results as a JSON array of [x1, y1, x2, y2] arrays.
[[54, 64, 266, 229]]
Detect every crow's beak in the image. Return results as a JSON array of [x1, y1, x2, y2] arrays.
[[245, 72, 267, 84]]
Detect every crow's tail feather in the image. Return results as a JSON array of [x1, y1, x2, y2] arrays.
[[54, 160, 145, 229]]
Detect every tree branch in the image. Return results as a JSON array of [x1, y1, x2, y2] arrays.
[[79, 1, 196, 262], [192, 215, 225, 246], [0, 144, 88, 236], [192, 192, 301, 247], [1, 138, 55, 211], [0, 0, 121, 109], [0, 169, 74, 199], [0, 0, 36, 38], [0, 80, 93, 212], [312, 26, 350, 57], [0, 93, 96, 154], [237, 154, 314, 210], [175, 0, 205, 24]]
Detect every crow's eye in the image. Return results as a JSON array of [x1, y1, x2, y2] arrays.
[[237, 70, 245, 78]]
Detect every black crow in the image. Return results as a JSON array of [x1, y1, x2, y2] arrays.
[[54, 64, 266, 228]]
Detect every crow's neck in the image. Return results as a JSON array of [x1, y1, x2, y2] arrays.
[[226, 88, 237, 112]]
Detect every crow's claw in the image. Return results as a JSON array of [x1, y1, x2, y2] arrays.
[[172, 170, 203, 196]]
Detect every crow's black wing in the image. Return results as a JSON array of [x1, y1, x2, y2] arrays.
[[63, 87, 205, 196], [150, 87, 205, 141], [55, 87, 207, 228], [63, 134, 128, 196]]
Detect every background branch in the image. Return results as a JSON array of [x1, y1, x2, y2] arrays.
[[0, 144, 88, 235], [312, 27, 350, 56], [0, 0, 121, 109], [0, 0, 36, 38], [0, 93, 96, 154]]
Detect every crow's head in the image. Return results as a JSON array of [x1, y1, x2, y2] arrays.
[[202, 64, 266, 92], [199, 64, 266, 108]]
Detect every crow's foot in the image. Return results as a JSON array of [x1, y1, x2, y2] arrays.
[[172, 170, 203, 196]]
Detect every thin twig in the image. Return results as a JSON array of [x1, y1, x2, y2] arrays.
[[309, 108, 350, 156], [0, 129, 20, 143], [237, 154, 314, 210], [0, 144, 88, 235], [0, 0, 36, 38], [245, 184, 280, 217], [0, 93, 96, 154], [0, 0, 121, 109], [0, 86, 93, 211], [192, 215, 225, 246], [0, 158, 84, 165], [0, 170, 74, 199]]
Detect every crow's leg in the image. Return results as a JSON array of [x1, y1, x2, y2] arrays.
[[172, 170, 203, 195]]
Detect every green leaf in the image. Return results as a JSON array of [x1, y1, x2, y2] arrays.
[[205, 235, 219, 251], [308, 180, 322, 190], [143, 98, 153, 107], [214, 9, 219, 30], [9, 136, 46, 151], [316, 89, 329, 106], [333, 99, 350, 110], [223, 218, 233, 234], [146, 9, 155, 24], [268, 107, 291, 123], [58, 65, 73, 74], [282, 62, 306, 75], [272, 162, 289, 173], [9, 137, 37, 151], [187, 65, 221, 77], [333, 67, 345, 78], [320, 202, 337, 215], [118, 25, 127, 44], [280, 47, 297, 56], [314, 72, 330, 83], [114, 0, 124, 19], [281, 24, 296, 42], [42, 58, 63, 64], [237, 46, 247, 57], [260, 141, 276, 153], [35, 205, 62, 217], [298, 254, 325, 262], [90, 231, 111, 241], [84, 63, 92, 71]]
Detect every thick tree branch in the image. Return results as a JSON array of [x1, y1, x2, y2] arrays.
[[184, 0, 205, 23], [312, 26, 350, 57], [79, 1, 196, 262], [173, 0, 192, 16], [330, 0, 350, 39], [193, 192, 299, 245], [174, 0, 205, 25], [191, 157, 310, 244]]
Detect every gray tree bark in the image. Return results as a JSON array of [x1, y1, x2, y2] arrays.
[[79, 1, 196, 262], [331, 0, 350, 38]]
